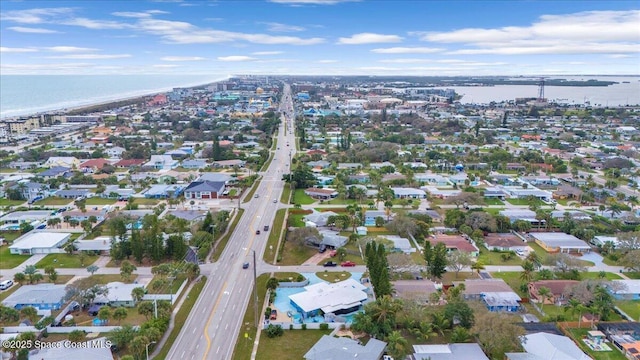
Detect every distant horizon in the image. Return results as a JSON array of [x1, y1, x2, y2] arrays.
[[1, 1, 638, 76], [1, 74, 639, 77]]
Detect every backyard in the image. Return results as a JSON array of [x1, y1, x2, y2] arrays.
[[567, 328, 628, 360], [477, 249, 525, 266], [0, 246, 29, 269], [84, 197, 117, 205], [35, 253, 98, 269], [255, 329, 332, 360], [616, 300, 640, 321], [278, 239, 317, 266]]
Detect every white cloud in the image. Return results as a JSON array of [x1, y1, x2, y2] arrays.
[[161, 56, 206, 61], [607, 54, 634, 59], [0, 47, 37, 53], [111, 11, 154, 18], [152, 64, 180, 68], [0, 7, 73, 24], [8, 26, 59, 34], [422, 10, 640, 55], [62, 18, 130, 30], [46, 46, 98, 53], [217, 56, 256, 62], [268, 0, 359, 4], [317, 59, 338, 63], [337, 33, 403, 45], [252, 51, 283, 55], [46, 54, 132, 59], [371, 47, 443, 54], [379, 58, 507, 66], [262, 22, 305, 32]]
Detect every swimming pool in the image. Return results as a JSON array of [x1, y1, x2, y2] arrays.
[[272, 272, 364, 324]]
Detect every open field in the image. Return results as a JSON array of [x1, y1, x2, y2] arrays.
[[278, 240, 316, 266], [616, 301, 640, 321], [35, 253, 98, 269], [315, 271, 352, 282]]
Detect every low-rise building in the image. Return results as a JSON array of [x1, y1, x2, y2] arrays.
[[528, 232, 592, 253], [9, 232, 70, 254], [412, 343, 490, 360], [2, 284, 66, 310], [184, 181, 226, 199], [304, 335, 386, 360], [289, 278, 368, 319]]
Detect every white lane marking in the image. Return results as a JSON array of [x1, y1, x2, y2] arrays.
[[181, 351, 185, 358], [216, 346, 221, 354], [192, 328, 196, 334], [225, 324, 229, 330]]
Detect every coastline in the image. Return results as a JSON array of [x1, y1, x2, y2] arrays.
[[0, 75, 229, 120]]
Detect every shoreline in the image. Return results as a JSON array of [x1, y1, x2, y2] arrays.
[[0, 76, 229, 120]]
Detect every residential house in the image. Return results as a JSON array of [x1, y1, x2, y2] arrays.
[[391, 187, 426, 199], [55, 189, 91, 199], [364, 210, 389, 226], [415, 173, 451, 186], [370, 161, 395, 170], [2, 284, 66, 310], [26, 337, 113, 360], [8, 232, 70, 255], [481, 292, 522, 312], [289, 278, 369, 319], [94, 282, 143, 307], [347, 174, 370, 184], [337, 163, 363, 170], [181, 159, 208, 169], [304, 188, 338, 200], [392, 280, 440, 304], [197, 172, 234, 184], [451, 279, 515, 300], [79, 159, 111, 173], [307, 160, 331, 169], [144, 155, 178, 170], [304, 211, 338, 227], [143, 184, 184, 199], [380, 235, 415, 253], [0, 210, 50, 226], [448, 173, 469, 186], [483, 233, 527, 252], [166, 210, 208, 224], [304, 336, 386, 360], [528, 280, 580, 305], [505, 332, 592, 360], [102, 185, 135, 199], [61, 210, 106, 223], [428, 234, 479, 257], [597, 322, 640, 358], [184, 181, 226, 199], [212, 159, 246, 168], [105, 146, 126, 158], [113, 158, 145, 169], [607, 280, 640, 300], [412, 343, 490, 360], [316, 230, 348, 249], [39, 166, 72, 179], [9, 182, 49, 201], [528, 232, 592, 253], [43, 156, 79, 169]]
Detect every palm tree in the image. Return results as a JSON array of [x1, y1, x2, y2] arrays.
[[385, 330, 409, 360], [565, 298, 589, 326], [471, 261, 485, 274], [520, 261, 535, 283], [537, 286, 552, 311]]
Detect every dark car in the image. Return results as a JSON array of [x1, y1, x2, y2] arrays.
[[263, 225, 269, 231], [323, 261, 337, 267], [242, 262, 250, 269], [256, 230, 261, 235]]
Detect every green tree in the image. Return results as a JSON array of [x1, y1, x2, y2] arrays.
[[44, 266, 58, 283], [23, 265, 43, 284], [120, 260, 137, 282], [20, 306, 39, 324], [112, 307, 128, 325], [471, 312, 525, 358], [68, 330, 86, 342], [97, 306, 111, 324], [424, 241, 448, 280], [537, 286, 552, 311], [131, 287, 146, 303], [385, 330, 409, 360], [266, 277, 279, 291], [87, 264, 99, 275], [13, 272, 26, 285]]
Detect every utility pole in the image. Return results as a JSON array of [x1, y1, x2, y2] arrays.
[[253, 249, 259, 328]]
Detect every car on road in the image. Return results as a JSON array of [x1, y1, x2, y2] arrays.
[[255, 230, 261, 235], [242, 262, 250, 269], [341, 261, 356, 267], [323, 261, 337, 267], [263, 225, 269, 231], [254, 194, 259, 198], [273, 199, 277, 203]]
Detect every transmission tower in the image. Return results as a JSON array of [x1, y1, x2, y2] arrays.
[[537, 78, 545, 101]]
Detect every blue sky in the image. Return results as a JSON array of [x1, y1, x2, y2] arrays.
[[1, 0, 638, 76]]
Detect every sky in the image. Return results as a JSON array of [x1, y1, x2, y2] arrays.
[[0, 0, 639, 76]]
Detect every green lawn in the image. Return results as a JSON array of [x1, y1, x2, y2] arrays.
[[315, 271, 352, 283], [0, 199, 25, 206], [0, 232, 23, 242], [0, 246, 29, 269], [84, 197, 117, 205], [292, 189, 315, 205], [567, 328, 628, 360], [35, 253, 98, 269], [131, 198, 160, 206], [488, 272, 527, 297], [85, 274, 135, 284], [34, 197, 73, 206], [482, 207, 504, 215], [478, 249, 524, 265], [278, 240, 317, 266], [149, 277, 205, 360], [243, 178, 262, 203], [483, 198, 504, 205], [255, 329, 332, 360], [616, 301, 640, 321], [264, 209, 286, 263], [322, 198, 358, 205], [579, 272, 622, 280], [288, 213, 306, 227], [147, 274, 187, 294], [280, 186, 292, 204], [506, 198, 545, 206], [624, 272, 640, 279], [0, 283, 21, 301], [232, 274, 269, 360]]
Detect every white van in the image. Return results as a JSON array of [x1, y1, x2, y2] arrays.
[[0, 280, 14, 290]]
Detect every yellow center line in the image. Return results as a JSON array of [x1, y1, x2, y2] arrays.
[[202, 280, 227, 360]]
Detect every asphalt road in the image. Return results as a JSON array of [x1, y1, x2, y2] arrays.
[[166, 84, 297, 360]]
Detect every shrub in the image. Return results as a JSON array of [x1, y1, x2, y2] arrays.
[[265, 324, 284, 338], [301, 324, 307, 330], [319, 323, 329, 330]]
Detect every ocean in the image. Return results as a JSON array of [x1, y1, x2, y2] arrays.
[[0, 74, 229, 119]]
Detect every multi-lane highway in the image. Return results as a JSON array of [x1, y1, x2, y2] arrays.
[[166, 84, 297, 360]]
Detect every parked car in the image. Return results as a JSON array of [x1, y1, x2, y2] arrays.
[[0, 280, 14, 290], [242, 262, 250, 269], [323, 261, 337, 267], [341, 261, 356, 267]]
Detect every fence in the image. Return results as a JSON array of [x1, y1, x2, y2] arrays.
[[264, 321, 345, 330], [2, 325, 139, 334], [142, 279, 188, 305], [277, 279, 309, 288]]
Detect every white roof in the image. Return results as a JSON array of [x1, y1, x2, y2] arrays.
[[9, 232, 70, 251], [289, 278, 367, 313], [391, 187, 426, 196], [529, 232, 591, 249], [521, 332, 592, 360], [2, 284, 66, 308], [27, 337, 113, 360], [0, 210, 50, 222]]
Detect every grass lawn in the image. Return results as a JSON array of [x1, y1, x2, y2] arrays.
[[147, 274, 187, 294], [278, 241, 316, 266], [602, 256, 620, 266], [478, 249, 524, 266], [483, 198, 504, 205], [35, 253, 98, 269], [482, 207, 504, 215], [280, 186, 292, 204], [624, 272, 640, 279], [489, 272, 528, 297], [506, 198, 545, 206], [212, 209, 244, 261], [315, 271, 352, 282], [288, 213, 306, 227], [567, 328, 628, 360], [229, 189, 238, 196], [131, 198, 160, 206], [0, 246, 29, 269], [232, 274, 269, 360], [439, 271, 480, 285], [0, 199, 25, 206], [292, 189, 315, 205], [86, 274, 134, 284], [617, 301, 640, 321], [0, 284, 21, 301], [264, 209, 286, 263], [84, 197, 117, 205], [579, 272, 622, 280], [72, 305, 147, 327], [273, 272, 304, 282], [255, 329, 332, 360], [155, 278, 205, 360], [0, 232, 23, 242], [34, 197, 72, 206], [322, 198, 358, 205]]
